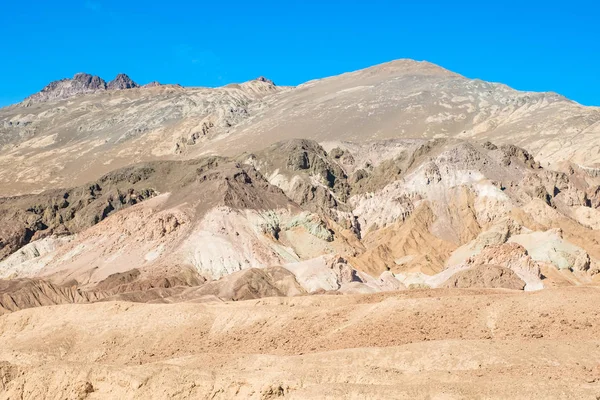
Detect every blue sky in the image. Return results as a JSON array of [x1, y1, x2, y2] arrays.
[[1, 0, 598, 107]]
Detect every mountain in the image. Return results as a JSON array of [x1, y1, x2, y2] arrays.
[[0, 75, 287, 195], [1, 60, 599, 293], [106, 73, 139, 90], [1, 136, 599, 297], [1, 59, 600, 398], [24, 72, 108, 103], [22, 72, 140, 105], [2, 59, 600, 198]]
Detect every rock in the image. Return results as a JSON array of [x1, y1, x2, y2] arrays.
[[465, 243, 543, 290], [482, 141, 498, 150], [25, 73, 107, 103], [23, 72, 140, 103], [328, 256, 361, 284], [508, 230, 591, 272], [72, 73, 106, 90], [499, 144, 540, 169], [107, 73, 139, 90]]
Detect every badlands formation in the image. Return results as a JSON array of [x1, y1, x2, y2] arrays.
[[1, 60, 600, 398]]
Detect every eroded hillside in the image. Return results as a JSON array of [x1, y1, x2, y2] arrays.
[[1, 137, 600, 315], [2, 59, 600, 400]]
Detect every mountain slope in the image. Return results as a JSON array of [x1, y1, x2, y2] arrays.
[[212, 59, 600, 166], [1, 137, 599, 301], [2, 60, 600, 398], [2, 59, 600, 197], [0, 60, 600, 308], [0, 77, 287, 195]]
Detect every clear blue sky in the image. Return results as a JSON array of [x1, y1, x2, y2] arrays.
[[1, 0, 598, 107]]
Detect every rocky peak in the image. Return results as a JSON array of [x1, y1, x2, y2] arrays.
[[71, 73, 107, 90], [23, 72, 142, 105], [256, 76, 275, 85], [107, 73, 139, 90], [24, 72, 107, 104]]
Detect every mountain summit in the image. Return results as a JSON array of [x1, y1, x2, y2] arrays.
[[24, 72, 140, 104], [26, 72, 107, 103], [2, 59, 599, 196], [107, 73, 139, 90]]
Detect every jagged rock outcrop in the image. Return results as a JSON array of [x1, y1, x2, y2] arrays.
[[22, 72, 140, 104], [246, 139, 352, 226], [256, 76, 274, 85], [0, 170, 158, 262], [107, 73, 139, 90], [24, 73, 107, 103]]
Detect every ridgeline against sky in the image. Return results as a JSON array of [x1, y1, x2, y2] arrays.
[[0, 0, 598, 107]]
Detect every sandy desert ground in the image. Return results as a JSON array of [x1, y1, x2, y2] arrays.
[[1, 287, 600, 399]]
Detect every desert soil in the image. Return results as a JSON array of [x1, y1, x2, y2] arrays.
[[1, 287, 600, 399]]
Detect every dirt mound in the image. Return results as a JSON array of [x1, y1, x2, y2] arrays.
[[0, 268, 206, 315], [465, 243, 543, 290], [94, 267, 205, 294], [0, 267, 306, 315], [442, 264, 526, 290], [0, 278, 106, 314], [172, 266, 306, 301]]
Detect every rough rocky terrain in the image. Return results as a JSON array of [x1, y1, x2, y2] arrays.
[[2, 59, 600, 398], [2, 136, 599, 299]]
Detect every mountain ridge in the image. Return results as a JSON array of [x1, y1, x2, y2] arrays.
[[22, 72, 143, 104], [2, 58, 600, 197], [1, 59, 600, 294], [2, 58, 600, 398], [14, 71, 285, 107], [9, 59, 582, 109]]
